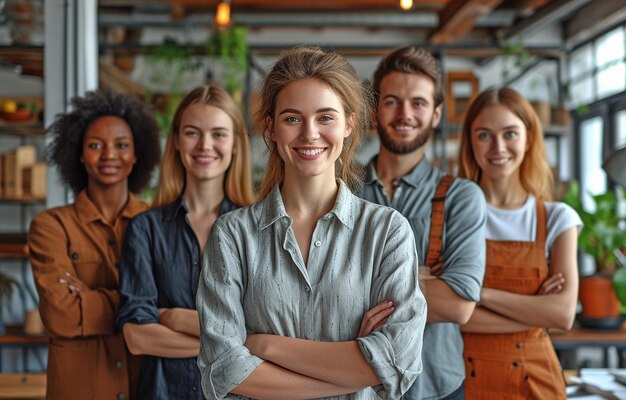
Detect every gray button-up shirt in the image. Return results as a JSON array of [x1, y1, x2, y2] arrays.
[[361, 157, 486, 400], [197, 181, 427, 400]]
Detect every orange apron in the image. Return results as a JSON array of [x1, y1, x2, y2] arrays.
[[462, 200, 566, 400]]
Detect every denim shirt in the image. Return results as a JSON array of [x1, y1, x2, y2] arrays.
[[361, 157, 486, 400], [117, 195, 237, 400]]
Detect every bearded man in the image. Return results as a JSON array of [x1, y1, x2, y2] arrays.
[[360, 46, 487, 400]]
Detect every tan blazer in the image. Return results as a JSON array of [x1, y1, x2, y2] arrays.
[[28, 191, 146, 400]]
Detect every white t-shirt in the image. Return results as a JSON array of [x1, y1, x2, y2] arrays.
[[486, 195, 583, 261]]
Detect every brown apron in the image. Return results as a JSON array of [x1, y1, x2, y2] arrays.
[[462, 200, 566, 400]]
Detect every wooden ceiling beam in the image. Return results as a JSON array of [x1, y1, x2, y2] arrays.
[[429, 0, 503, 45]]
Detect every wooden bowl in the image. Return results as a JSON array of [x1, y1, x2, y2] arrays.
[[1, 109, 34, 122]]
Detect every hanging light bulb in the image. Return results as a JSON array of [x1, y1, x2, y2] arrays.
[[215, 0, 231, 27], [399, 0, 413, 11]]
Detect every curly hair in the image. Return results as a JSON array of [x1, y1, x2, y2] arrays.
[[47, 90, 162, 194]]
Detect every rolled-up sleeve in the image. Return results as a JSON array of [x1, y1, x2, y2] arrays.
[[439, 180, 486, 302], [117, 215, 160, 330], [357, 213, 427, 399], [197, 222, 263, 400]]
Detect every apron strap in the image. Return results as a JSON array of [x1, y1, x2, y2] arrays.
[[535, 199, 547, 246], [425, 175, 455, 276]]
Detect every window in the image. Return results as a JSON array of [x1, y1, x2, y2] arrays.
[[579, 116, 606, 210], [568, 26, 626, 107], [615, 109, 626, 148]]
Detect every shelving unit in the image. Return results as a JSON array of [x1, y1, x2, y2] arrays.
[[0, 115, 47, 373]]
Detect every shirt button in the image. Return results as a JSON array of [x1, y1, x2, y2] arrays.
[[314, 240, 321, 247], [192, 386, 197, 391], [108, 238, 116, 246], [71, 252, 79, 260], [515, 342, 522, 349], [114, 360, 123, 368], [304, 286, 310, 293], [512, 361, 520, 367], [117, 394, 127, 400]]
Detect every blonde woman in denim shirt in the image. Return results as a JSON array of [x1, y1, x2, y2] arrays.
[[117, 85, 255, 399]]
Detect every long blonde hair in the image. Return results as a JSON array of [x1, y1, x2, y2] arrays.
[[256, 47, 371, 200], [457, 87, 553, 201], [153, 85, 255, 207]]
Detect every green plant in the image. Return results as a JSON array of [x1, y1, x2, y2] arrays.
[[207, 26, 248, 99], [148, 37, 204, 92], [562, 181, 626, 275], [496, 30, 532, 81]]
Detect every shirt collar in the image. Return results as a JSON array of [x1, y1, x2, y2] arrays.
[[75, 190, 144, 224], [259, 180, 354, 231], [163, 195, 239, 223], [365, 155, 432, 189]]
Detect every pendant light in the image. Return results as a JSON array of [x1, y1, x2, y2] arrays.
[[215, 0, 231, 27], [400, 0, 413, 11]]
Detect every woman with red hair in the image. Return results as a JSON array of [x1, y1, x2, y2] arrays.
[[458, 87, 581, 399]]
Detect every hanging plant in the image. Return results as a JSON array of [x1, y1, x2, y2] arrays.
[[147, 37, 204, 91], [496, 30, 532, 81], [207, 26, 248, 100]]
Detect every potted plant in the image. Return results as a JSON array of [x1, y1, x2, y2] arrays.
[[562, 181, 626, 323]]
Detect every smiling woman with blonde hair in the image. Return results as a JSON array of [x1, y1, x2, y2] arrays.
[[117, 84, 254, 399], [196, 47, 427, 400]]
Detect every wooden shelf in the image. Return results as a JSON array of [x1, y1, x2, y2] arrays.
[[0, 326, 47, 345], [0, 233, 28, 259], [0, 253, 28, 260], [0, 373, 46, 399], [0, 197, 45, 204], [0, 123, 45, 137], [0, 45, 43, 78]]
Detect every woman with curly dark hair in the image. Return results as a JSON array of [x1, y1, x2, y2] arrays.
[[28, 89, 161, 400]]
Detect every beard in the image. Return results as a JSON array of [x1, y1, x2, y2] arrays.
[[377, 119, 435, 155]]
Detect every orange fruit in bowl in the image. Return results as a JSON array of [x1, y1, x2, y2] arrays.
[[2, 100, 17, 113]]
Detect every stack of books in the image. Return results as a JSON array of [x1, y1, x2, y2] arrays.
[[0, 233, 28, 258]]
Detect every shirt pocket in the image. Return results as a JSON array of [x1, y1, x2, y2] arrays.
[[69, 247, 103, 289]]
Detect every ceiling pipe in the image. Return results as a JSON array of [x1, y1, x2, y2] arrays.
[[99, 9, 517, 29]]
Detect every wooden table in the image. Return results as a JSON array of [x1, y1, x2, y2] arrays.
[[550, 326, 626, 368], [0, 373, 46, 399]]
